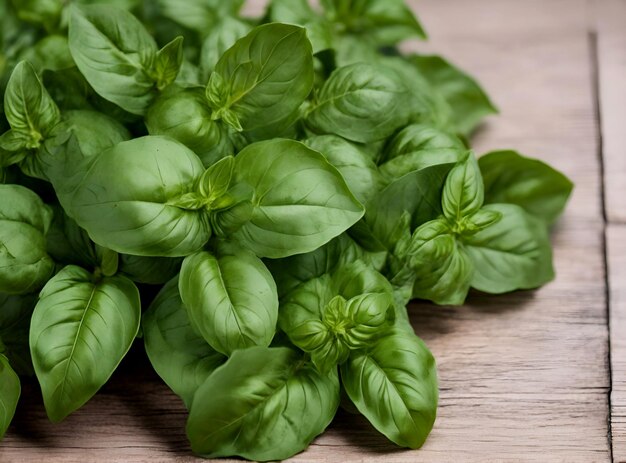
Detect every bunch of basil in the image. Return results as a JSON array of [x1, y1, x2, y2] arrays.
[[0, 0, 573, 460]]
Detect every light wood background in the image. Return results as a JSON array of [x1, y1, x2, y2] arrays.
[[1, 0, 625, 461]]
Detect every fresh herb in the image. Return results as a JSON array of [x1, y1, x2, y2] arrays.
[[0, 0, 572, 459]]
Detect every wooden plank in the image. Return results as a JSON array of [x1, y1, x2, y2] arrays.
[[0, 0, 610, 462], [608, 224, 626, 463], [595, 0, 626, 223]]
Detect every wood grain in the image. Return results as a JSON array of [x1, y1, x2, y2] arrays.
[[595, 0, 626, 223], [608, 225, 626, 463], [0, 0, 612, 462]]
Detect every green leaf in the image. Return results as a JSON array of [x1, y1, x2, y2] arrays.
[[463, 203, 554, 293], [155, 0, 244, 32], [198, 155, 234, 202], [0, 184, 54, 295], [479, 150, 573, 225], [341, 327, 438, 448], [215, 23, 314, 134], [18, 35, 73, 73], [10, 0, 63, 31], [409, 55, 498, 135], [118, 254, 181, 285], [406, 218, 473, 305], [199, 17, 251, 80], [152, 36, 183, 91], [186, 346, 339, 460], [3, 60, 60, 149], [179, 248, 278, 356], [305, 135, 386, 205], [145, 87, 233, 167], [306, 63, 413, 143], [0, 354, 20, 440], [67, 136, 211, 257], [45, 204, 98, 269], [68, 5, 158, 115], [322, 0, 426, 44], [380, 124, 466, 181], [29, 265, 141, 422], [269, 0, 333, 54], [0, 293, 36, 376], [231, 139, 364, 258], [442, 153, 484, 222], [142, 277, 226, 408], [364, 162, 455, 249]]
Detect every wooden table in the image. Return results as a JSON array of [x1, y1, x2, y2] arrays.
[[2, 0, 625, 461]]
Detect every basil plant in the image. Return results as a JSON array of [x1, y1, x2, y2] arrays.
[[0, 0, 572, 460]]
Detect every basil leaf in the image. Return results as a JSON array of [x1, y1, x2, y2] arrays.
[[179, 248, 278, 356], [46, 109, 130, 206], [306, 63, 412, 143], [118, 254, 181, 285], [186, 346, 339, 460], [143, 277, 226, 408], [0, 292, 36, 376], [146, 87, 233, 167], [155, 0, 244, 32], [199, 17, 251, 80], [10, 0, 63, 31], [380, 124, 466, 181], [479, 150, 573, 225], [269, 0, 333, 54], [0, 184, 54, 295], [0, 354, 20, 440], [3, 60, 60, 150], [409, 55, 498, 135], [45, 204, 98, 269], [68, 5, 158, 115], [68, 136, 211, 257], [463, 204, 554, 293], [442, 153, 484, 222], [364, 162, 455, 249], [232, 139, 364, 258], [322, 0, 426, 45], [341, 327, 438, 448], [305, 135, 386, 205], [153, 36, 183, 91], [214, 23, 314, 135], [407, 218, 473, 305], [29, 265, 141, 422]]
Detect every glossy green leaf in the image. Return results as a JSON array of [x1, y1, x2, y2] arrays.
[[305, 135, 386, 205], [30, 265, 141, 422], [306, 63, 412, 143], [269, 0, 333, 54], [0, 354, 20, 440], [145, 87, 233, 167], [68, 5, 158, 115], [479, 150, 573, 225], [68, 136, 211, 257], [341, 328, 438, 448], [3, 60, 60, 150], [231, 139, 364, 258], [463, 204, 554, 293], [199, 17, 251, 79], [153, 36, 183, 91], [179, 248, 278, 355], [410, 55, 498, 135], [214, 23, 314, 134], [186, 346, 339, 460], [380, 124, 466, 180], [143, 277, 226, 407], [442, 153, 484, 222], [407, 218, 473, 305], [364, 162, 454, 249], [0, 184, 54, 294]]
